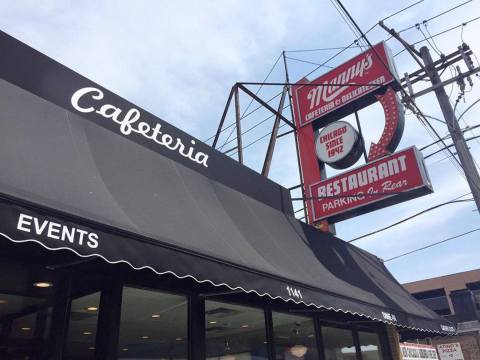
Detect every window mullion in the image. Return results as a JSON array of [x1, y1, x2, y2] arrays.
[[94, 281, 122, 360]]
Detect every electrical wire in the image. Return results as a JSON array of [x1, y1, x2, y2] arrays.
[[384, 227, 480, 262], [329, 0, 368, 49], [394, 0, 473, 36], [220, 104, 291, 148], [417, 26, 442, 57], [419, 98, 480, 151], [285, 56, 334, 69], [423, 22, 443, 55], [394, 16, 480, 57], [304, 42, 359, 79], [285, 0, 423, 54], [382, 0, 424, 23], [458, 98, 480, 123], [424, 134, 480, 159], [350, 0, 425, 47], [285, 45, 363, 53], [348, 195, 473, 243], [229, 122, 288, 157]]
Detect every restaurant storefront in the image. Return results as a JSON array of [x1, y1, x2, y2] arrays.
[[0, 30, 454, 359], [0, 240, 398, 360]]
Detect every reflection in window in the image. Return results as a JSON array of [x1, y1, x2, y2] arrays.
[[322, 326, 356, 360], [117, 286, 188, 359], [205, 300, 268, 360], [272, 312, 319, 360], [64, 291, 101, 359], [358, 331, 382, 360]]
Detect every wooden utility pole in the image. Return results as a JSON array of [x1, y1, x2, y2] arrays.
[[420, 46, 480, 212]]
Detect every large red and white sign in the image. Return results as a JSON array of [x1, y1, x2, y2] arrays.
[[437, 343, 464, 360], [292, 42, 398, 128], [400, 343, 439, 360], [307, 147, 432, 223]]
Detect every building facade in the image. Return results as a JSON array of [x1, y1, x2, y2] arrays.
[[403, 269, 480, 360]]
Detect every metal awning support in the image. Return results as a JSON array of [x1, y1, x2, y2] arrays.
[[261, 85, 288, 177]]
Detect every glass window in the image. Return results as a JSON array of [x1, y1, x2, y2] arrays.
[[272, 312, 319, 360], [358, 331, 383, 360], [64, 291, 101, 359], [205, 300, 268, 360], [0, 260, 55, 359], [117, 286, 188, 359], [322, 326, 356, 360]]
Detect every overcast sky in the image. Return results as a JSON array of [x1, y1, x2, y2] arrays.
[[1, 0, 479, 283]]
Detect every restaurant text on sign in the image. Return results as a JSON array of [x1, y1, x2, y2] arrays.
[[308, 147, 432, 223]]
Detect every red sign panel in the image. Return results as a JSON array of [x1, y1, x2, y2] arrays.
[[292, 42, 397, 128], [307, 147, 432, 223]]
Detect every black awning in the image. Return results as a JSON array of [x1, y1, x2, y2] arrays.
[[0, 30, 454, 335], [0, 197, 454, 335]]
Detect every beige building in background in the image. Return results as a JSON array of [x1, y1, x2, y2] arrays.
[[403, 269, 480, 360]]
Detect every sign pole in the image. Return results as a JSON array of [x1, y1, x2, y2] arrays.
[[262, 86, 288, 177], [420, 46, 480, 213], [234, 85, 243, 164], [354, 111, 368, 162]]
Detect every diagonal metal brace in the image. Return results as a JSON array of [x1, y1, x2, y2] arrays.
[[237, 83, 295, 129]]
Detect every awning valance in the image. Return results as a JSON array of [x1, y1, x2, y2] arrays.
[[0, 30, 454, 335]]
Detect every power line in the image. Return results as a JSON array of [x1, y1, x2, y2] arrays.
[[351, 0, 425, 49], [424, 133, 480, 159], [417, 25, 442, 57], [220, 104, 291, 149], [419, 98, 480, 151], [394, 16, 480, 57], [384, 227, 480, 262], [285, 56, 334, 68], [381, 0, 424, 23], [285, 0, 424, 54], [229, 122, 288, 156], [394, 0, 472, 36], [304, 42, 358, 78], [285, 45, 363, 54], [329, 0, 368, 49], [349, 196, 473, 243], [458, 98, 480, 123]]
